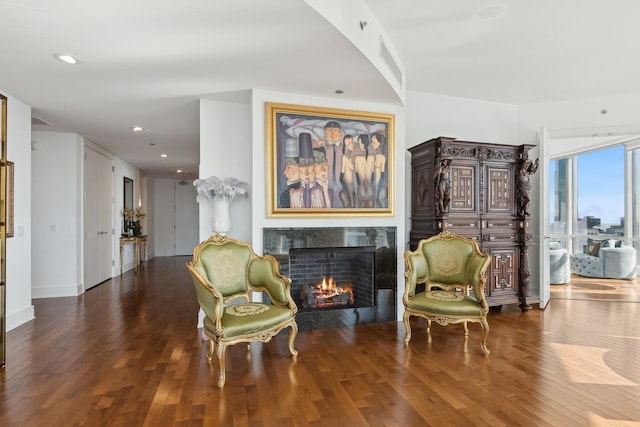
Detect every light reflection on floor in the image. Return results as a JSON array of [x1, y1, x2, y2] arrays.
[[549, 342, 637, 386]]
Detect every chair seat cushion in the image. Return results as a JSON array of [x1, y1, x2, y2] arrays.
[[407, 290, 483, 317], [204, 302, 294, 339]]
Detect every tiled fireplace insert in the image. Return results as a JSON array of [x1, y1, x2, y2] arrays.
[[263, 227, 397, 331]]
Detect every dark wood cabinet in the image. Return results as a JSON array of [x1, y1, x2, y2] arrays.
[[408, 136, 536, 310]]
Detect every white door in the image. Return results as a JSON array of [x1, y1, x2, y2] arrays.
[[84, 147, 113, 289], [174, 180, 199, 255], [535, 128, 551, 308]]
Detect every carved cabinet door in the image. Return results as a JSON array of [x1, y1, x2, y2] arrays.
[[483, 161, 516, 216], [486, 248, 519, 301], [449, 160, 478, 215]]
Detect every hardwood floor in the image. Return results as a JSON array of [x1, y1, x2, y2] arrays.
[[550, 273, 640, 303], [1, 258, 640, 426]]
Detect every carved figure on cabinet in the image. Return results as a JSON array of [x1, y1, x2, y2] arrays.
[[517, 154, 539, 216], [434, 158, 452, 215]]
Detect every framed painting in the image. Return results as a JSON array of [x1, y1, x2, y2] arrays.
[[266, 102, 394, 217]]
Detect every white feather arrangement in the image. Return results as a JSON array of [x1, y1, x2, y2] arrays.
[[193, 176, 249, 203]]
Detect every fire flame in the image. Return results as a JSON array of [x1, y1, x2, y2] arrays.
[[316, 277, 353, 303]]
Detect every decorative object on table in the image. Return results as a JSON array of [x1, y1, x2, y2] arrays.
[[123, 208, 134, 236], [123, 207, 145, 236], [133, 207, 145, 236], [193, 176, 249, 234]]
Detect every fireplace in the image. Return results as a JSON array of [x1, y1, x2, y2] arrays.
[[289, 246, 376, 311], [263, 227, 397, 331]]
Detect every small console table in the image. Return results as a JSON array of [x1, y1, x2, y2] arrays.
[[119, 235, 148, 274]]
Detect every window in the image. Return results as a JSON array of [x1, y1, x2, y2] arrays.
[[550, 158, 568, 234], [575, 146, 624, 236], [550, 145, 628, 258]]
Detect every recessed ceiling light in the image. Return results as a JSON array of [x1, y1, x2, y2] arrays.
[[132, 126, 145, 132], [53, 52, 81, 65], [177, 169, 183, 173], [161, 154, 167, 158], [335, 89, 344, 95], [474, 4, 507, 21]]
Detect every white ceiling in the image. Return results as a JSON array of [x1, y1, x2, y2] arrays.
[[2, 0, 639, 177]]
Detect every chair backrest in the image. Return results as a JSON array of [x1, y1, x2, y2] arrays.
[[189, 234, 254, 298], [419, 235, 475, 285], [406, 231, 490, 297]]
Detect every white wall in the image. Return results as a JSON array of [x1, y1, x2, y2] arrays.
[[406, 91, 519, 146], [31, 131, 83, 298], [144, 175, 155, 260], [198, 98, 253, 243], [518, 94, 640, 146], [154, 178, 177, 256], [5, 93, 34, 330], [31, 133, 143, 293], [140, 175, 153, 260]]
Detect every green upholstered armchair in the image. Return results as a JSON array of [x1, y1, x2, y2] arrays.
[[186, 234, 298, 388], [403, 231, 492, 355]]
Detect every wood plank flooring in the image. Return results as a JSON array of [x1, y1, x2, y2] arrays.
[[550, 273, 640, 303], [1, 257, 639, 426]]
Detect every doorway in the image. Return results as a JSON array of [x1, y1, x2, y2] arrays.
[[174, 180, 198, 255], [153, 178, 198, 256], [84, 146, 113, 289], [542, 131, 640, 304]]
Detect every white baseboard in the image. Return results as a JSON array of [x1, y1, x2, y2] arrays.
[[7, 305, 35, 331], [32, 284, 81, 299]]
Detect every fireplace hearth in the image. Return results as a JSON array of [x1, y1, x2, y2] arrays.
[[263, 227, 397, 331]]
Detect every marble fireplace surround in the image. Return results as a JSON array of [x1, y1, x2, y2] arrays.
[[263, 227, 397, 331]]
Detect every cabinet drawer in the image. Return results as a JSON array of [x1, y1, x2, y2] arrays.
[[442, 219, 480, 231], [481, 233, 519, 244], [482, 219, 518, 231]]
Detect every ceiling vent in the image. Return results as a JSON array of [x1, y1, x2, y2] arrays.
[[31, 116, 53, 127], [379, 37, 403, 88]]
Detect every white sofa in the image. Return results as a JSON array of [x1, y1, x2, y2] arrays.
[[570, 239, 637, 280]]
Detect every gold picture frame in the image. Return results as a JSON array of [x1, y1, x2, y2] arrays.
[[6, 161, 13, 238], [266, 102, 395, 217]]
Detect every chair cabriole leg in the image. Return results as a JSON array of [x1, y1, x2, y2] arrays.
[[216, 343, 227, 388], [402, 312, 412, 345], [289, 322, 299, 358], [480, 318, 490, 356]]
